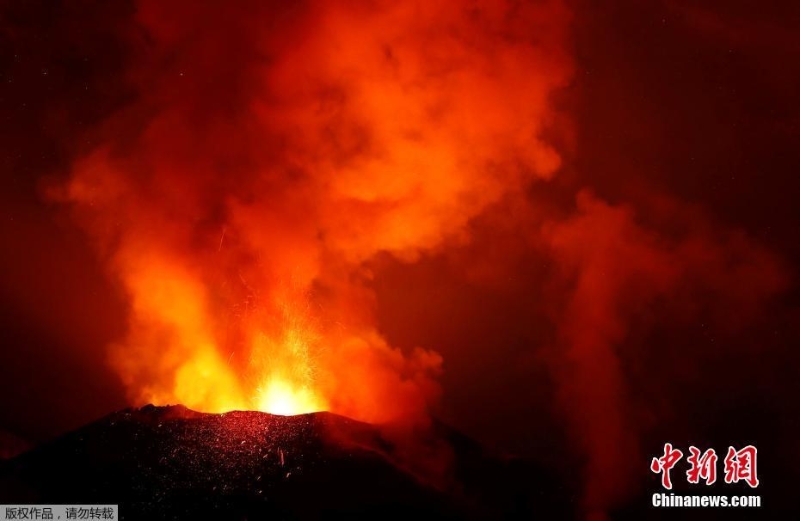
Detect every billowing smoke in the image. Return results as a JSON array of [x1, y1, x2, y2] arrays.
[[538, 190, 787, 518], [49, 0, 572, 424]]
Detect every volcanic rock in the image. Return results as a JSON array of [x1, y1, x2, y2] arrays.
[[0, 405, 571, 520]]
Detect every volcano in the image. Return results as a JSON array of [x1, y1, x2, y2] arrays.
[[0, 405, 571, 520]]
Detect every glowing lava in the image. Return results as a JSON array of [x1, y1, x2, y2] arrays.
[[255, 379, 326, 416]]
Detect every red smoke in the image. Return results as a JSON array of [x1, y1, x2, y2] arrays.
[[50, 0, 571, 423], [539, 190, 786, 517]]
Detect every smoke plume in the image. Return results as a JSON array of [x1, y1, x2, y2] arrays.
[[50, 0, 572, 424]]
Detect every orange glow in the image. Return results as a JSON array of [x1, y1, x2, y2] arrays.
[[255, 379, 325, 416], [52, 0, 571, 422]]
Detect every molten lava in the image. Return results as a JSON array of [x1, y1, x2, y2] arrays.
[[255, 379, 325, 416]]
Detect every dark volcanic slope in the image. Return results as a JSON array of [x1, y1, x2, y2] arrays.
[[0, 405, 571, 520]]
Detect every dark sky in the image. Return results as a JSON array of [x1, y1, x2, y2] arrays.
[[1, 0, 799, 516], [0, 0, 133, 440]]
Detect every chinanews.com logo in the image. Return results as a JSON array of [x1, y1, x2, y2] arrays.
[[649, 443, 761, 508]]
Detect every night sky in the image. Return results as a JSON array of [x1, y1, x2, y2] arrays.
[[1, 0, 798, 517]]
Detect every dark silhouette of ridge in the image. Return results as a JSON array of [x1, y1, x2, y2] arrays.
[[0, 405, 572, 520]]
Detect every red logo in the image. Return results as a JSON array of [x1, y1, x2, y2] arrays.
[[651, 443, 758, 489]]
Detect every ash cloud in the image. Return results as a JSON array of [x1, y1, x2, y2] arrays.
[[49, 0, 573, 425]]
